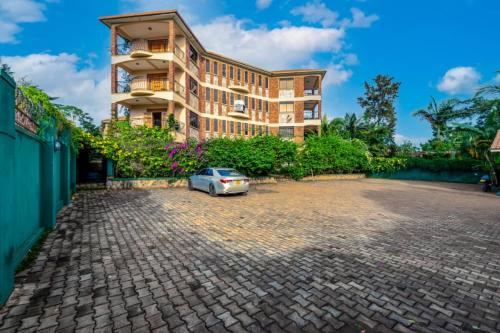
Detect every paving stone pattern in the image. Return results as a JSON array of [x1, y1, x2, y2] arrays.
[[1, 179, 500, 332]]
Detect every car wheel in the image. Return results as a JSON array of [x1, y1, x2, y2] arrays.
[[188, 180, 194, 191], [241, 191, 248, 196], [209, 184, 217, 197]]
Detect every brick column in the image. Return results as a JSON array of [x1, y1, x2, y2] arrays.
[[110, 25, 117, 120], [168, 21, 174, 52], [294, 76, 304, 98]]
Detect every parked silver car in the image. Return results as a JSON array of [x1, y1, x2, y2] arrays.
[[188, 168, 249, 196]]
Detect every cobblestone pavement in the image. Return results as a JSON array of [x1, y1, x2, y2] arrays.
[[1, 179, 500, 333]]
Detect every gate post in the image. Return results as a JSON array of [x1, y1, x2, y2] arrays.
[[60, 128, 71, 205], [40, 118, 57, 230], [0, 69, 16, 304]]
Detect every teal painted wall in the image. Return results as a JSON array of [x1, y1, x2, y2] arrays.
[[370, 168, 482, 184], [0, 69, 74, 305]]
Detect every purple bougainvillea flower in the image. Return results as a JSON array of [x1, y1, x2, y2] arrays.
[[172, 161, 179, 170]]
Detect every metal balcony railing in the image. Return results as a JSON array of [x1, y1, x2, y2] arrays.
[[304, 89, 320, 96], [174, 45, 185, 60], [116, 79, 169, 93], [115, 39, 168, 55], [304, 110, 320, 120], [174, 81, 185, 97]]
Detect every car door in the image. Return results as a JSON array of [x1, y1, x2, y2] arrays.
[[203, 168, 214, 191], [192, 169, 206, 189]]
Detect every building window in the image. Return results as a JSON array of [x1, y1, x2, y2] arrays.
[[279, 78, 293, 91], [190, 111, 199, 129], [258, 99, 262, 110], [222, 91, 227, 105], [266, 127, 269, 135], [230, 93, 234, 106], [189, 45, 198, 63], [214, 119, 219, 132], [258, 75, 262, 87], [258, 126, 263, 135], [153, 112, 162, 128], [213, 61, 218, 75], [251, 98, 255, 110], [237, 68, 241, 81], [251, 124, 255, 135], [205, 59, 210, 73], [205, 118, 210, 132], [244, 123, 248, 135], [237, 122, 241, 134], [213, 89, 219, 103], [244, 71, 248, 83], [279, 126, 294, 139], [222, 120, 227, 132], [265, 77, 269, 89], [280, 102, 294, 123], [230, 66, 234, 79], [222, 64, 226, 77], [264, 101, 269, 113], [251, 72, 255, 84], [230, 121, 234, 133], [205, 87, 210, 101], [244, 96, 248, 108], [189, 77, 198, 96]]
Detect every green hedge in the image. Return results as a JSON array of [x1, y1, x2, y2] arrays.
[[368, 157, 485, 173]]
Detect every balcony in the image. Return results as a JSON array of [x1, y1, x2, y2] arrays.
[[114, 77, 171, 105], [304, 110, 320, 120], [174, 45, 185, 61], [227, 102, 250, 119], [304, 89, 320, 96], [128, 78, 169, 96], [116, 39, 168, 58], [279, 90, 294, 99], [174, 81, 185, 97], [228, 83, 249, 94]]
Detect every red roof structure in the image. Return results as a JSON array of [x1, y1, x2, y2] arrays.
[[491, 130, 500, 153]]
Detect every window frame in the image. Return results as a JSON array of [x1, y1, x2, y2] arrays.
[[205, 87, 210, 101], [213, 61, 218, 75], [189, 111, 199, 129], [205, 117, 210, 132], [205, 59, 210, 73]]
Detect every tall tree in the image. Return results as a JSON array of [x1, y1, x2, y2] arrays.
[[357, 75, 401, 141]]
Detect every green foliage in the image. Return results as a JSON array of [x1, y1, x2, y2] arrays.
[[369, 157, 407, 173], [203, 135, 297, 177], [292, 135, 370, 178], [165, 140, 205, 177], [405, 157, 484, 172], [88, 121, 174, 178], [395, 141, 417, 157]]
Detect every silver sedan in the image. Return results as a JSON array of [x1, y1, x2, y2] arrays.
[[188, 168, 250, 196]]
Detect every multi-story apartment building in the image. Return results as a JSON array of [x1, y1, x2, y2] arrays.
[[100, 10, 325, 143]]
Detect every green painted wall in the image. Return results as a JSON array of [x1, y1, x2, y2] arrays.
[[371, 168, 482, 184], [0, 69, 74, 305]]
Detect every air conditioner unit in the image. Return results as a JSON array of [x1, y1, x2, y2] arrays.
[[234, 100, 246, 112]]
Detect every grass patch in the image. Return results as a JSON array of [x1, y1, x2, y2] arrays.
[[16, 230, 50, 273]]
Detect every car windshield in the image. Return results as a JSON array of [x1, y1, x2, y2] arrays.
[[217, 169, 243, 177]]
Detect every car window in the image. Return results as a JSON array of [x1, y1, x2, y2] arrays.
[[197, 169, 206, 175], [217, 169, 243, 177], [206, 169, 214, 176]]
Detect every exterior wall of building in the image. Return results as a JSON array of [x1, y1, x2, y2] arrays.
[[105, 13, 323, 143]]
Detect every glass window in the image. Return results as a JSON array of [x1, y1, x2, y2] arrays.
[[190, 111, 199, 129], [279, 126, 294, 138], [213, 61, 218, 75], [205, 87, 210, 101], [213, 89, 219, 102], [279, 102, 294, 112], [189, 77, 198, 95], [258, 126, 263, 135], [251, 72, 255, 84], [222, 64, 226, 77], [252, 124, 255, 135], [251, 98, 255, 110], [222, 91, 227, 105], [279, 78, 293, 90], [244, 71, 248, 83], [214, 119, 219, 132], [206, 168, 214, 176], [237, 122, 241, 134], [265, 77, 269, 89], [205, 118, 210, 131], [217, 169, 243, 176], [265, 101, 269, 113], [266, 127, 269, 135], [229, 66, 234, 79], [244, 123, 248, 135], [230, 93, 234, 106], [258, 99, 262, 110], [258, 75, 262, 86], [244, 96, 248, 108], [205, 59, 210, 73], [237, 68, 241, 81], [230, 121, 234, 133], [222, 120, 227, 132], [189, 45, 198, 63]]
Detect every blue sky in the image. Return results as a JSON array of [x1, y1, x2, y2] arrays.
[[1, 0, 498, 143]]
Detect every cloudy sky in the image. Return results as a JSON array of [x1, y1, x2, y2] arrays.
[[0, 0, 498, 143]]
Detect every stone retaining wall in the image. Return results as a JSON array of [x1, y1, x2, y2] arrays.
[[104, 174, 365, 190]]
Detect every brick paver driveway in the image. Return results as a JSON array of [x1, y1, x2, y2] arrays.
[[1, 179, 500, 333]]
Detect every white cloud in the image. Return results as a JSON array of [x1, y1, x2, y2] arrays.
[[437, 66, 481, 95], [322, 63, 353, 86], [119, 0, 214, 24], [291, 1, 339, 28], [0, 0, 49, 43], [256, 0, 272, 10], [344, 8, 379, 28], [2, 53, 110, 123], [192, 16, 345, 69]]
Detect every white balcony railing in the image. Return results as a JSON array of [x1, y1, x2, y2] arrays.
[[174, 45, 185, 61], [205, 102, 211, 114], [174, 81, 185, 97], [279, 90, 294, 99], [189, 61, 199, 78], [189, 93, 199, 110]]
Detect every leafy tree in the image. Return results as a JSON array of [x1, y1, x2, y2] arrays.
[[357, 75, 401, 141], [57, 104, 99, 136], [412, 97, 463, 140]]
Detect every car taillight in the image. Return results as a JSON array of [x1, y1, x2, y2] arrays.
[[220, 178, 233, 183]]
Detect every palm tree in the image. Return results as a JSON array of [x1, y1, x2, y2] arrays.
[[343, 113, 365, 139]]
